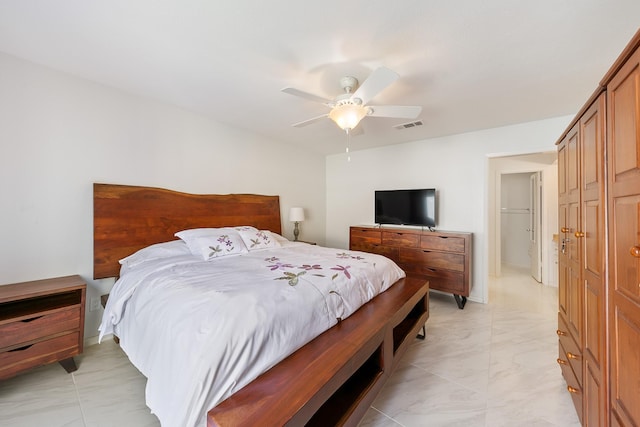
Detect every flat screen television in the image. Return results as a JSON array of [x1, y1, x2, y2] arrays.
[[375, 189, 436, 228]]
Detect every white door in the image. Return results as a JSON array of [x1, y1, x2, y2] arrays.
[[529, 172, 542, 282]]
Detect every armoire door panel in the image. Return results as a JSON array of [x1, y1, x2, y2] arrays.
[[584, 359, 606, 427], [568, 202, 580, 264], [558, 260, 569, 318], [558, 143, 567, 198], [608, 48, 640, 193], [583, 202, 602, 276], [581, 98, 605, 194], [567, 129, 581, 195], [568, 266, 583, 342], [610, 306, 640, 426], [611, 195, 640, 302], [584, 278, 604, 367]]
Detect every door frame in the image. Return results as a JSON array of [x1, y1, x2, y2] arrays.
[[487, 151, 558, 294], [494, 169, 544, 277], [529, 171, 543, 282]]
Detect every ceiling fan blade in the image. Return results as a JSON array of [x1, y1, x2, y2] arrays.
[[367, 105, 422, 119], [281, 87, 333, 105], [291, 114, 328, 127], [351, 67, 399, 105]]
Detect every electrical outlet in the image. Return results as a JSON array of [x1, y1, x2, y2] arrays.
[[89, 297, 101, 312]]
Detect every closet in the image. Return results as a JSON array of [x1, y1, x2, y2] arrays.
[[556, 29, 640, 426]]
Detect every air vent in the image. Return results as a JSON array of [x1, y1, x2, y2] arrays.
[[393, 120, 423, 130]]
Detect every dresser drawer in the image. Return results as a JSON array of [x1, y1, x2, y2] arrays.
[[0, 332, 80, 380], [351, 242, 399, 262], [383, 231, 419, 247], [0, 306, 81, 349], [400, 266, 465, 294], [557, 313, 582, 385], [399, 249, 465, 272], [350, 228, 382, 245], [420, 235, 465, 252]]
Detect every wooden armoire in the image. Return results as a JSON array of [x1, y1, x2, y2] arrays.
[[556, 28, 640, 426]]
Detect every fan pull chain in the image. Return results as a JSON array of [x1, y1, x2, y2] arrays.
[[345, 129, 351, 162]]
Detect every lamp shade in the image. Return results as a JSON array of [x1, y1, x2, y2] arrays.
[[289, 207, 305, 222], [329, 103, 368, 131]]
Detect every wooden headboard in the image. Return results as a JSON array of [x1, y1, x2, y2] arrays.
[[93, 183, 282, 279]]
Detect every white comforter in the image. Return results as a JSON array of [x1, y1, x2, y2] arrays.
[[98, 241, 405, 427]]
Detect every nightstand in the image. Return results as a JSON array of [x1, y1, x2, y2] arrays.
[[0, 275, 86, 380]]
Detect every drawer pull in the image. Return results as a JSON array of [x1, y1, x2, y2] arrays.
[[556, 329, 566, 336], [574, 231, 584, 238], [9, 344, 34, 352], [567, 352, 580, 360], [422, 250, 432, 254], [561, 227, 570, 233], [21, 315, 44, 323], [567, 386, 580, 394], [630, 246, 640, 258], [557, 358, 567, 365]]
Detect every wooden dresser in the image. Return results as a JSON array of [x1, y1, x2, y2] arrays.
[[350, 226, 472, 309], [556, 28, 640, 426], [0, 275, 86, 380]]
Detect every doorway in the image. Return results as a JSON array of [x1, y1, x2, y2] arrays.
[[500, 171, 542, 282], [488, 151, 558, 295]]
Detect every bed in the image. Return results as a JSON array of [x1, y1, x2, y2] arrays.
[[93, 183, 429, 427]]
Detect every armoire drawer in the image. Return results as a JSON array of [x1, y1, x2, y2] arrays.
[[558, 341, 583, 423], [382, 231, 419, 247], [420, 235, 466, 253], [399, 249, 465, 272], [0, 332, 80, 380], [0, 306, 81, 349], [557, 313, 582, 385]]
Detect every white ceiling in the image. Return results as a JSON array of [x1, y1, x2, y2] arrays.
[[0, 1, 638, 155]]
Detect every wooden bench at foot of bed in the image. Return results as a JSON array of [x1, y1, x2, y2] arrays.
[[208, 277, 429, 427]]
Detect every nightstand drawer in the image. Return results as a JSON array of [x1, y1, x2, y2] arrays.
[[0, 332, 80, 380], [0, 306, 81, 349]]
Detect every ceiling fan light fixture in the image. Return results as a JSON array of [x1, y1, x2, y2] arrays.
[[329, 103, 368, 131]]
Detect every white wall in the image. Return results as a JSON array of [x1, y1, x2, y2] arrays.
[[0, 52, 327, 339], [326, 116, 572, 304]]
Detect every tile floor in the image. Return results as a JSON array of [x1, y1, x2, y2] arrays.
[[0, 266, 580, 427]]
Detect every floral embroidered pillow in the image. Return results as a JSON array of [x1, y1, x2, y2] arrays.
[[237, 229, 281, 251], [175, 228, 248, 260]]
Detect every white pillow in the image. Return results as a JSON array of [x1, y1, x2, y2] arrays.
[[175, 228, 248, 260], [268, 232, 290, 245], [233, 225, 259, 233], [237, 229, 281, 251], [119, 240, 191, 269]]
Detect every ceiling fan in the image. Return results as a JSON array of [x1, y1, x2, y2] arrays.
[[282, 67, 422, 133]]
